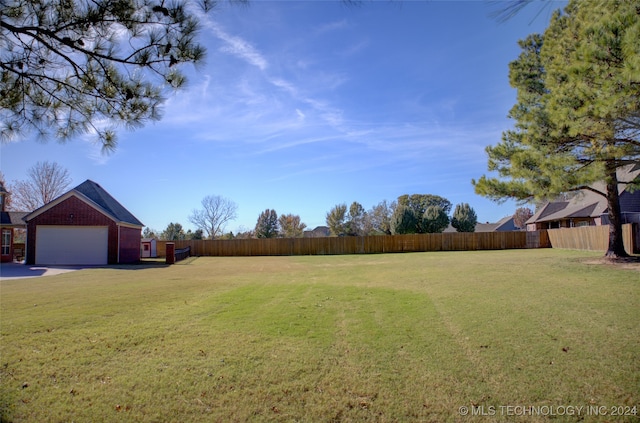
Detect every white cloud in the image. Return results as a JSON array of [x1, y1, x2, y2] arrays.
[[209, 24, 268, 70], [270, 78, 298, 96], [315, 19, 349, 34], [77, 118, 119, 165], [159, 14, 500, 177], [339, 39, 369, 57]]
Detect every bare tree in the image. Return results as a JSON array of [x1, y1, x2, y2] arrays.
[[189, 195, 238, 239], [367, 200, 395, 235], [512, 207, 534, 230], [9, 161, 71, 211], [0, 171, 12, 210]]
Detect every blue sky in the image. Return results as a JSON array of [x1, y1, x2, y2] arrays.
[[1, 0, 564, 234]]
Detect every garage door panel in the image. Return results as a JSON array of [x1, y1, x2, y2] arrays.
[[36, 226, 108, 265]]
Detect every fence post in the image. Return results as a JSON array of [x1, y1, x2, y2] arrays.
[[626, 223, 639, 254], [166, 243, 175, 264]]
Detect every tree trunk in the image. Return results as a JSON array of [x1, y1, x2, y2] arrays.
[[604, 163, 628, 258]]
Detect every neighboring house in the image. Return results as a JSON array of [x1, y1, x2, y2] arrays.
[[23, 180, 144, 265], [141, 238, 157, 258], [0, 183, 28, 263], [304, 226, 331, 238], [526, 164, 640, 231], [476, 216, 519, 232], [444, 216, 518, 233]]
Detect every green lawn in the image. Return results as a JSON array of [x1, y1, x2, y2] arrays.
[[1, 250, 638, 422]]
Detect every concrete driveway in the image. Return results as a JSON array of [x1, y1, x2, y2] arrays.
[[0, 262, 82, 280]]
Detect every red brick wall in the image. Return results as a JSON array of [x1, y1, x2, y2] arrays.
[[25, 196, 139, 265], [119, 226, 141, 263]]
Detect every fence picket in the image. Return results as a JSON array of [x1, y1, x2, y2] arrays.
[[154, 224, 640, 257], [154, 230, 554, 257]]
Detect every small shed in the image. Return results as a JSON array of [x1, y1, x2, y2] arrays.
[[23, 180, 144, 265], [141, 238, 157, 258]]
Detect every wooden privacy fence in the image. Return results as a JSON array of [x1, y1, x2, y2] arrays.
[[547, 223, 638, 255], [155, 230, 550, 257]]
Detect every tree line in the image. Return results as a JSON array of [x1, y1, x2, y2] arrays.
[[150, 194, 500, 241], [324, 195, 477, 237], [150, 200, 533, 241], [2, 162, 533, 242]]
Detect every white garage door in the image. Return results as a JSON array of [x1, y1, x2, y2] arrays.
[[36, 226, 109, 265]]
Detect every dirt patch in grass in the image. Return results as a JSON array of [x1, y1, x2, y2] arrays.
[[581, 255, 640, 271]]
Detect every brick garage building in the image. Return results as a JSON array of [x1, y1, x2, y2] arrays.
[[24, 180, 143, 265]]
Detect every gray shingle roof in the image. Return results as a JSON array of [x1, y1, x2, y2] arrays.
[[1, 211, 28, 227], [444, 216, 518, 233], [493, 216, 518, 231], [73, 180, 143, 226], [526, 164, 640, 224]]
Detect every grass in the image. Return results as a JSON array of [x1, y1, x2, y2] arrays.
[[0, 249, 638, 422]]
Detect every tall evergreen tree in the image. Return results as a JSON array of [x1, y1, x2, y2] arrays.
[[397, 194, 452, 233], [473, 0, 640, 258], [255, 209, 279, 238], [422, 206, 449, 234], [162, 222, 186, 241], [397, 194, 452, 217], [390, 205, 418, 235], [0, 0, 243, 151], [451, 203, 477, 233]]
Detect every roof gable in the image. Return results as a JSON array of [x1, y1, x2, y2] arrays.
[[473, 223, 499, 232], [494, 216, 517, 231], [566, 202, 600, 218], [526, 202, 566, 224], [73, 180, 143, 226], [24, 180, 143, 227]]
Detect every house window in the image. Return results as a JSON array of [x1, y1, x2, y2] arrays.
[[1, 229, 11, 256], [576, 221, 590, 227]]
